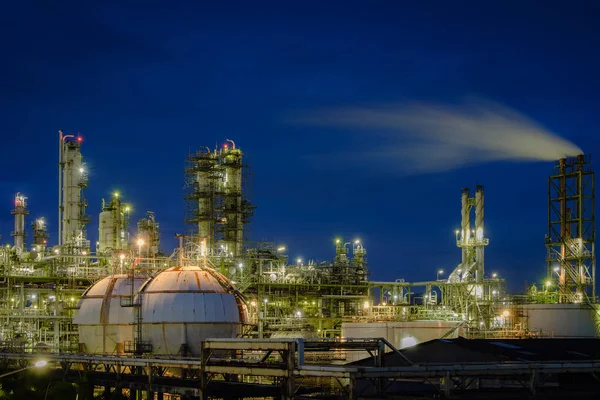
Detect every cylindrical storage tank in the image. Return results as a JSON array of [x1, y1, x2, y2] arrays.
[[98, 210, 115, 252], [523, 303, 599, 337], [73, 274, 148, 354], [141, 266, 245, 355]]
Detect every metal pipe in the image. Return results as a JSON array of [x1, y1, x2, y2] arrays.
[[475, 185, 484, 282]]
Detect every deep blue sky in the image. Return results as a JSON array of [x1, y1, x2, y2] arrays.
[[0, 1, 598, 291]]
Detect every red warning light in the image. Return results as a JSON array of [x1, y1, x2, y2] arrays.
[[223, 144, 228, 148], [43, 240, 47, 244], [77, 136, 83, 142]]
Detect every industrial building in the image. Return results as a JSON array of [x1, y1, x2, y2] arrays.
[[0, 132, 597, 398]]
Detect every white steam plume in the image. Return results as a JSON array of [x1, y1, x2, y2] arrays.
[[300, 99, 582, 175]]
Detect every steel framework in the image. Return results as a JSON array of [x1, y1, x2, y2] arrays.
[[546, 154, 595, 303]]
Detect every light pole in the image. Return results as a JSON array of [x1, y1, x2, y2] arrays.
[[0, 360, 47, 379]]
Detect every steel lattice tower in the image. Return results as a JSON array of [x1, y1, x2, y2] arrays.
[[546, 154, 595, 303]]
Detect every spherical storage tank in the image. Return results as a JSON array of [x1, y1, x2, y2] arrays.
[[141, 266, 246, 355], [74, 267, 246, 355], [73, 274, 148, 354]]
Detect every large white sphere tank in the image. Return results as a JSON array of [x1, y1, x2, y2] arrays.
[[73, 274, 148, 354], [141, 266, 246, 355]]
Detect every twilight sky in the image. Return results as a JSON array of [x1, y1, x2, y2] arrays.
[[0, 1, 598, 290]]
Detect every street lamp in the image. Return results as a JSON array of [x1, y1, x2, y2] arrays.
[[0, 360, 47, 379], [437, 269, 444, 280]]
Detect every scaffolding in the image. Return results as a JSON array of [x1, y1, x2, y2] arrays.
[[546, 154, 595, 303]]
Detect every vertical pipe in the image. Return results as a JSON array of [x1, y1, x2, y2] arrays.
[[461, 188, 471, 270], [475, 185, 484, 283], [559, 158, 567, 302], [58, 130, 63, 246], [577, 155, 585, 286]]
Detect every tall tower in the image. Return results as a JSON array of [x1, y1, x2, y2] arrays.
[[137, 211, 160, 258], [11, 193, 29, 254], [32, 217, 49, 252], [184, 140, 254, 258], [451, 186, 489, 283], [58, 130, 90, 250], [97, 193, 131, 254], [220, 140, 244, 256], [546, 154, 595, 303]]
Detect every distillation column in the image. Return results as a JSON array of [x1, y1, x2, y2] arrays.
[[11, 193, 29, 254], [98, 193, 130, 254], [32, 217, 49, 254], [58, 131, 89, 250], [137, 212, 160, 258], [222, 140, 244, 256]]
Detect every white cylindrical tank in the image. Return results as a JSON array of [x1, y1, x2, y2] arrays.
[[141, 266, 245, 355], [523, 303, 599, 338], [98, 210, 115, 253], [74, 274, 148, 354]]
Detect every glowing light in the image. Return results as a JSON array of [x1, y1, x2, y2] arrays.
[[492, 290, 497, 295], [276, 246, 286, 252], [250, 301, 256, 306], [363, 301, 370, 309], [82, 251, 87, 255], [297, 258, 302, 264], [79, 167, 84, 173], [400, 336, 418, 348], [31, 294, 36, 299], [354, 239, 360, 244], [113, 191, 119, 198], [70, 297, 74, 302], [502, 310, 509, 317], [295, 310, 302, 318], [553, 266, 560, 273], [492, 273, 498, 278], [238, 263, 243, 268], [223, 144, 228, 148], [263, 298, 269, 303], [125, 206, 130, 212], [545, 280, 552, 287], [77, 136, 82, 142], [335, 238, 340, 244], [137, 239, 145, 246], [119, 254, 125, 260], [438, 269, 444, 274], [54, 249, 59, 254], [34, 360, 47, 368]]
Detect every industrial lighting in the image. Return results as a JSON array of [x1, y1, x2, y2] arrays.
[[263, 298, 269, 303], [295, 311, 302, 318], [125, 206, 130, 212], [354, 239, 360, 244], [553, 266, 560, 273], [502, 310, 509, 317], [31, 294, 36, 299], [545, 280, 552, 287], [119, 254, 125, 260], [335, 238, 340, 244], [363, 301, 370, 310], [34, 360, 47, 368], [276, 246, 286, 252], [54, 249, 59, 254], [492, 290, 497, 295], [297, 258, 302, 264], [113, 191, 119, 198], [79, 167, 84, 173], [82, 251, 87, 255], [250, 301, 256, 307], [238, 263, 243, 268], [137, 239, 145, 246], [492, 273, 498, 278]]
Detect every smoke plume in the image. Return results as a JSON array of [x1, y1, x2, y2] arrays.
[[300, 99, 582, 175]]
